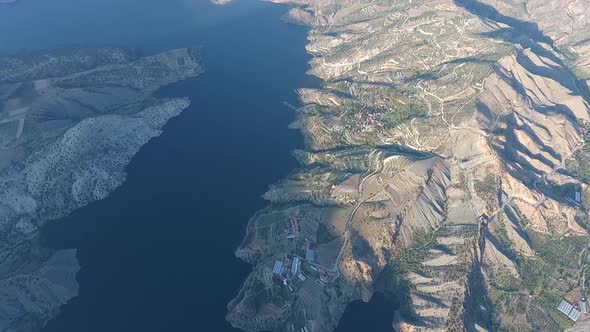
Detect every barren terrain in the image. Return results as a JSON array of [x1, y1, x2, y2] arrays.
[[228, 0, 590, 331]]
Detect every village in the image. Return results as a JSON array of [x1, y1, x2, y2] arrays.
[[555, 235, 590, 325], [262, 212, 339, 332]]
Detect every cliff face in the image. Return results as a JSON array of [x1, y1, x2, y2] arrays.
[[228, 0, 590, 331], [0, 47, 202, 331]]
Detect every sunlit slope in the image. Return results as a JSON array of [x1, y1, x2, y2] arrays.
[[228, 0, 590, 331]]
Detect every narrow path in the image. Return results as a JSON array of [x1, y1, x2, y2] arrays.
[[329, 150, 383, 279]]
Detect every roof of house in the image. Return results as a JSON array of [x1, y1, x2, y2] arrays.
[[272, 261, 283, 274], [305, 249, 315, 261], [557, 300, 582, 321]]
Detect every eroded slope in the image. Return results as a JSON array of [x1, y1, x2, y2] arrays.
[[229, 0, 590, 331]]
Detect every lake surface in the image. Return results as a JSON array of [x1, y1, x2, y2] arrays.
[[335, 293, 398, 332], [1, 0, 397, 331]]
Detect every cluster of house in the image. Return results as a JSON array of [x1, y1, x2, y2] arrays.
[[286, 215, 303, 240], [353, 111, 384, 132], [301, 242, 329, 282], [272, 256, 306, 290], [272, 257, 297, 276], [271, 244, 321, 290], [557, 298, 588, 322]]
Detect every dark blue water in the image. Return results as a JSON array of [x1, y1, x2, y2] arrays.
[[0, 0, 263, 54], [1, 0, 398, 331], [335, 293, 397, 332]]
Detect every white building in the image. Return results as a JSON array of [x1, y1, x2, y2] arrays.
[[305, 249, 315, 261], [557, 300, 581, 321], [272, 261, 283, 274], [291, 257, 300, 274], [580, 300, 588, 314]]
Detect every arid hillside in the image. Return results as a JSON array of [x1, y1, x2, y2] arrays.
[[228, 0, 590, 331]]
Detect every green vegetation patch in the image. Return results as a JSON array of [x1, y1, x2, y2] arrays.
[[302, 104, 342, 117], [491, 258, 574, 331], [396, 228, 440, 273], [374, 261, 413, 317], [491, 222, 518, 260], [316, 223, 337, 244], [494, 230, 587, 331], [568, 136, 590, 183], [379, 103, 428, 129], [540, 179, 579, 204], [528, 232, 587, 270], [519, 258, 552, 296], [375, 229, 441, 318], [256, 207, 299, 229], [494, 273, 524, 293], [474, 174, 497, 201]]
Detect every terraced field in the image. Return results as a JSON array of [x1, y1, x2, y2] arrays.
[[228, 0, 590, 331]]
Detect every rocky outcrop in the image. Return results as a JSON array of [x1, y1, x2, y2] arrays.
[[0, 47, 201, 331]]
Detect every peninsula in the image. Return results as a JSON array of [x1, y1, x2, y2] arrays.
[[227, 0, 590, 331]]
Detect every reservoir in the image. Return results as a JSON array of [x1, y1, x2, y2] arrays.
[[0, 0, 397, 331]]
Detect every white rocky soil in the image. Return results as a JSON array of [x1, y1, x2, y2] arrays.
[[0, 47, 201, 331]]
